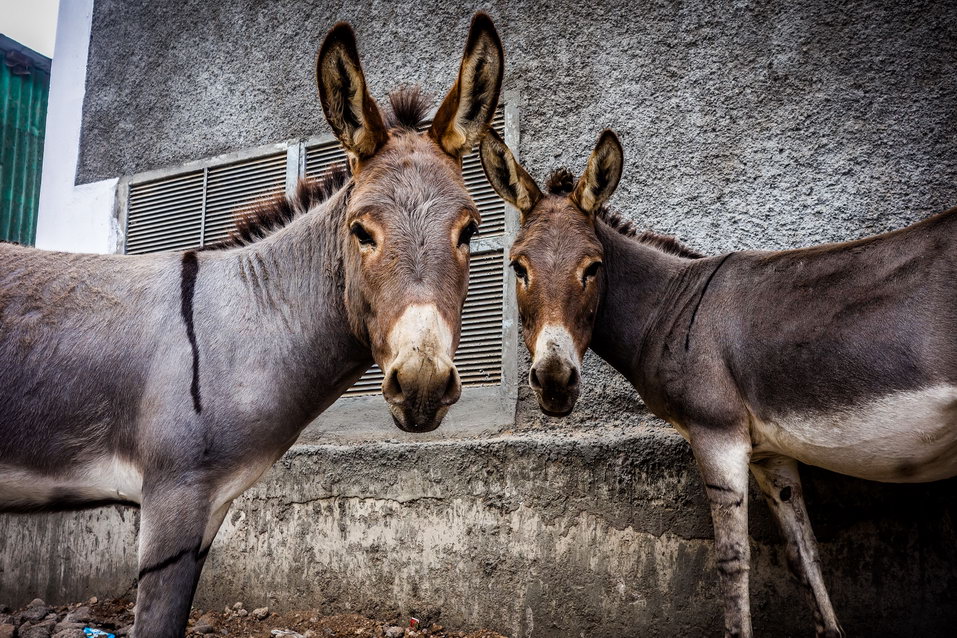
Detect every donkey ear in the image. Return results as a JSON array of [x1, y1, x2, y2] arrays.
[[316, 22, 388, 161], [571, 130, 624, 216], [429, 12, 504, 158], [480, 129, 542, 222]]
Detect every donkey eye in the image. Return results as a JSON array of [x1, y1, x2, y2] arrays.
[[582, 261, 603, 286], [350, 223, 376, 248], [458, 221, 479, 247], [510, 260, 529, 284]]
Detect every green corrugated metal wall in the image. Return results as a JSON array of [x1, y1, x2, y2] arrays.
[[0, 47, 50, 246]]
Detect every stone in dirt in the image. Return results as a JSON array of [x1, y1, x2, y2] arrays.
[[232, 602, 244, 611], [20, 619, 56, 638], [53, 629, 87, 638], [54, 622, 86, 633], [0, 623, 15, 638], [18, 603, 52, 624], [64, 606, 92, 624], [0, 614, 12, 626], [252, 607, 270, 621], [191, 612, 219, 634], [385, 627, 405, 638]]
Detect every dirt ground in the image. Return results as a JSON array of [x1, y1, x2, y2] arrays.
[[0, 597, 508, 638]]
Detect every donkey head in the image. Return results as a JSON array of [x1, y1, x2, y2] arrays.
[[481, 130, 623, 416], [317, 14, 503, 432]]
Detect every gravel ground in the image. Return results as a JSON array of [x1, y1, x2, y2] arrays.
[[0, 598, 508, 638]]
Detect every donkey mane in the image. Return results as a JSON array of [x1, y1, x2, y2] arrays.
[[384, 85, 431, 130], [203, 164, 351, 251], [544, 168, 704, 259]]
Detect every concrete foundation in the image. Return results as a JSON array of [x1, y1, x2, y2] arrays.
[[3, 429, 955, 637]]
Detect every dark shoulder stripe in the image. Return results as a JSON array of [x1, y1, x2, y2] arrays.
[[181, 251, 202, 413]]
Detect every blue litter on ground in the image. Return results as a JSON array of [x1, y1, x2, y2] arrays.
[[84, 629, 116, 638]]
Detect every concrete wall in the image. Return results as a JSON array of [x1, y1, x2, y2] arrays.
[[4, 433, 956, 637], [5, 0, 957, 636]]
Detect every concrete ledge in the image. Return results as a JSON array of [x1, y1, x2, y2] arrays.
[[2, 429, 955, 637]]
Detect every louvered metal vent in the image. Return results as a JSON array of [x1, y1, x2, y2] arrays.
[[126, 170, 205, 254], [203, 153, 287, 245], [126, 153, 286, 253], [304, 107, 508, 395]]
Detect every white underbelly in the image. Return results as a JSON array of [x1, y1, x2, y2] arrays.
[[752, 385, 957, 483], [0, 455, 144, 507]]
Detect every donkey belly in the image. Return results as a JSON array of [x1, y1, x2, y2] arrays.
[[752, 385, 957, 483], [0, 455, 143, 510]]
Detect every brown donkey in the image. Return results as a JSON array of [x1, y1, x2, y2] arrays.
[[0, 14, 502, 638], [481, 129, 957, 637]]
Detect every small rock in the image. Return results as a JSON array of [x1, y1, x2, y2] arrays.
[[237, 610, 248, 617], [190, 612, 218, 634], [384, 628, 405, 638], [232, 602, 243, 611], [0, 623, 15, 638], [54, 622, 86, 633], [304, 632, 317, 638], [88, 598, 97, 605], [52, 630, 86, 638], [0, 614, 12, 626], [18, 604, 51, 625], [28, 599, 46, 608], [20, 619, 56, 638], [64, 606, 92, 624], [269, 631, 304, 638], [252, 607, 270, 621]]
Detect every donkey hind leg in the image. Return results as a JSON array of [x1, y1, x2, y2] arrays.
[[132, 488, 230, 638], [690, 428, 753, 638], [751, 455, 844, 638]]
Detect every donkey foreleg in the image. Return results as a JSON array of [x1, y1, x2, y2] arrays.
[[133, 486, 229, 638], [690, 429, 753, 638], [751, 456, 844, 638]]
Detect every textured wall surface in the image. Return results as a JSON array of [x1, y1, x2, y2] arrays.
[[9, 0, 957, 636]]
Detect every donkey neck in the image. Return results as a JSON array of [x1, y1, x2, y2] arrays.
[[589, 221, 712, 411], [212, 186, 371, 424]]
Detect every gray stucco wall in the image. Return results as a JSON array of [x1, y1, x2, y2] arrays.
[[5, 0, 956, 636]]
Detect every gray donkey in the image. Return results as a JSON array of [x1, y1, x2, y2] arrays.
[[480, 128, 957, 637], [0, 13, 503, 637]]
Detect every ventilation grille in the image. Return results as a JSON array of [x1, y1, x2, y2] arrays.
[[126, 170, 204, 254], [127, 153, 287, 253], [203, 153, 287, 245]]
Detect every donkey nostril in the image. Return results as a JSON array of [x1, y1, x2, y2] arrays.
[[440, 367, 462, 406], [567, 366, 580, 388], [529, 367, 543, 390], [383, 368, 404, 404]]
